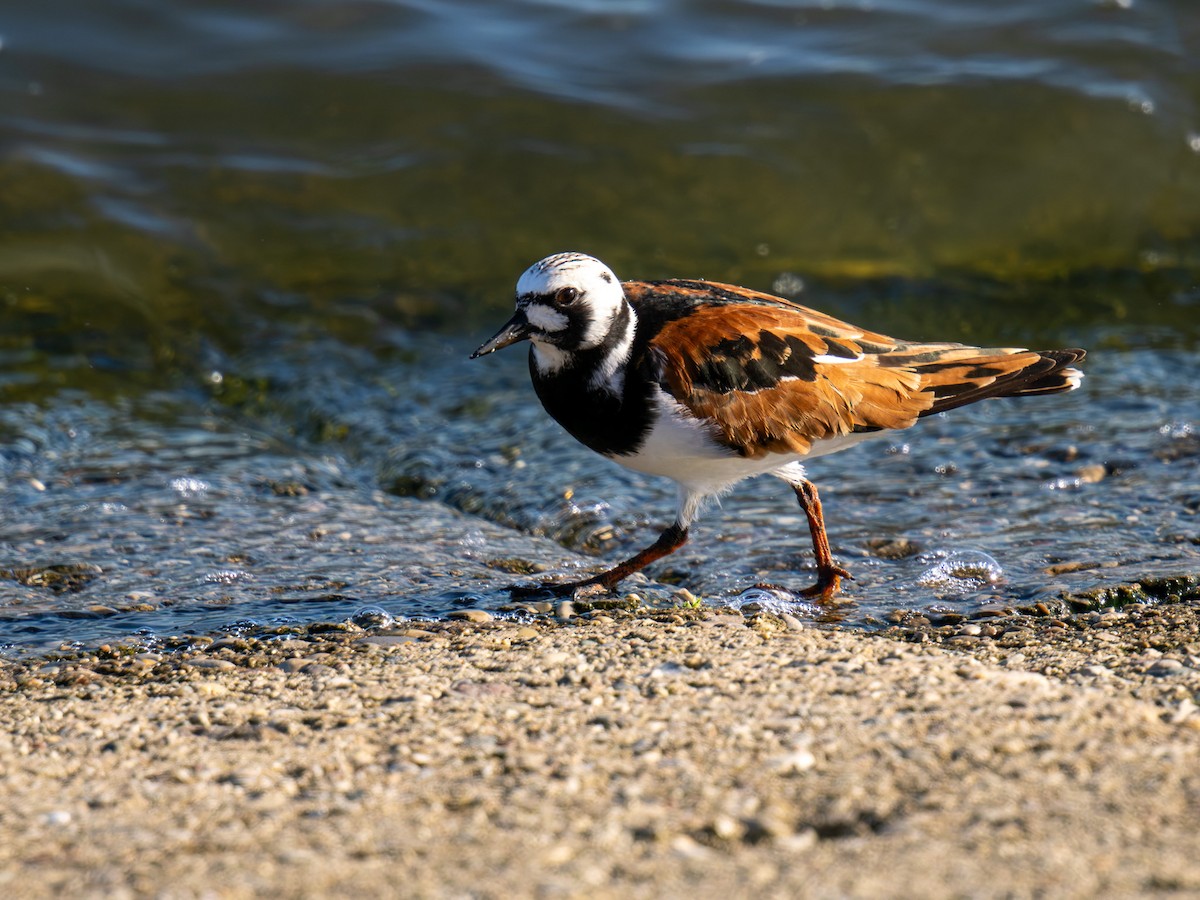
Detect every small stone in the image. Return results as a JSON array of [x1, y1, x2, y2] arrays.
[[400, 628, 439, 639], [769, 749, 816, 774], [1146, 658, 1186, 677], [513, 627, 540, 641], [187, 658, 235, 669], [711, 815, 743, 840], [357, 635, 419, 649], [556, 601, 575, 620], [1044, 560, 1100, 576], [275, 639, 315, 652], [779, 613, 805, 631], [670, 835, 715, 860], [280, 658, 310, 673], [1170, 699, 1199, 723], [776, 828, 818, 852], [448, 609, 493, 623]]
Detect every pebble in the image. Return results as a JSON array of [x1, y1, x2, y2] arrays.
[[276, 639, 316, 652], [556, 601, 575, 620], [672, 588, 699, 606], [779, 613, 805, 632], [1146, 659, 1186, 677], [187, 658, 235, 670], [670, 835, 715, 860], [400, 628, 439, 639], [710, 815, 742, 840], [448, 609, 493, 623], [208, 638, 244, 651], [357, 635, 419, 649], [769, 748, 817, 774], [1170, 699, 1199, 723]]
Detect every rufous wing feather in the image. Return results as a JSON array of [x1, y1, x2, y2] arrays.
[[640, 283, 1085, 458]]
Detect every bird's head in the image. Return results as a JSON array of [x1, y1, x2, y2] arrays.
[[470, 253, 627, 366]]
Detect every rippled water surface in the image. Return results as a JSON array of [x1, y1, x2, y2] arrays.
[[1, 0, 1198, 651]]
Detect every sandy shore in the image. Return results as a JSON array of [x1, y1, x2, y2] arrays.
[[3, 603, 1200, 898]]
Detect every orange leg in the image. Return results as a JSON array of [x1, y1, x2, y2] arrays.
[[792, 480, 852, 599], [510, 523, 689, 598]]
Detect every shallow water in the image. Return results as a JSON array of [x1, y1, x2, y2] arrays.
[[1, 0, 1199, 651], [3, 322, 1197, 652]]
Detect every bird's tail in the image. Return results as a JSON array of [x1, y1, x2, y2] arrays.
[[883, 346, 1086, 417]]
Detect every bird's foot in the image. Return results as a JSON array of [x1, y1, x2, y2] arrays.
[[796, 565, 853, 601]]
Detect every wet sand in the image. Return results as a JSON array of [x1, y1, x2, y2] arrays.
[[3, 605, 1200, 898]]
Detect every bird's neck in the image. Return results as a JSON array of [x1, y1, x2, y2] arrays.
[[529, 301, 652, 457]]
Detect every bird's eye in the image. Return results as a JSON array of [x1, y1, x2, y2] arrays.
[[555, 286, 579, 306]]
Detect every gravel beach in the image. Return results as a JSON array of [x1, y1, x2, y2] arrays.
[[3, 603, 1200, 898]]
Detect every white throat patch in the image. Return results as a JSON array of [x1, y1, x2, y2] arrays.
[[531, 340, 570, 375]]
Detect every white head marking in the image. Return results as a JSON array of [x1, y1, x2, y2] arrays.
[[514, 253, 634, 380]]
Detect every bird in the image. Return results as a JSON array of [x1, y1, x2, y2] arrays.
[[471, 252, 1085, 600]]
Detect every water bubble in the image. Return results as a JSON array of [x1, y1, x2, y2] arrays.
[[205, 570, 248, 585], [728, 586, 802, 614], [171, 476, 210, 497], [351, 605, 394, 629], [459, 530, 488, 549], [772, 273, 805, 296], [1044, 476, 1084, 491], [1126, 96, 1154, 115], [222, 619, 264, 634], [1159, 421, 1194, 439], [917, 550, 1003, 594]]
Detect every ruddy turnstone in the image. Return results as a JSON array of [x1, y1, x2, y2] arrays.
[[471, 252, 1085, 599]]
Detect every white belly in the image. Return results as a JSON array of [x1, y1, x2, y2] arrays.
[[608, 389, 880, 504]]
